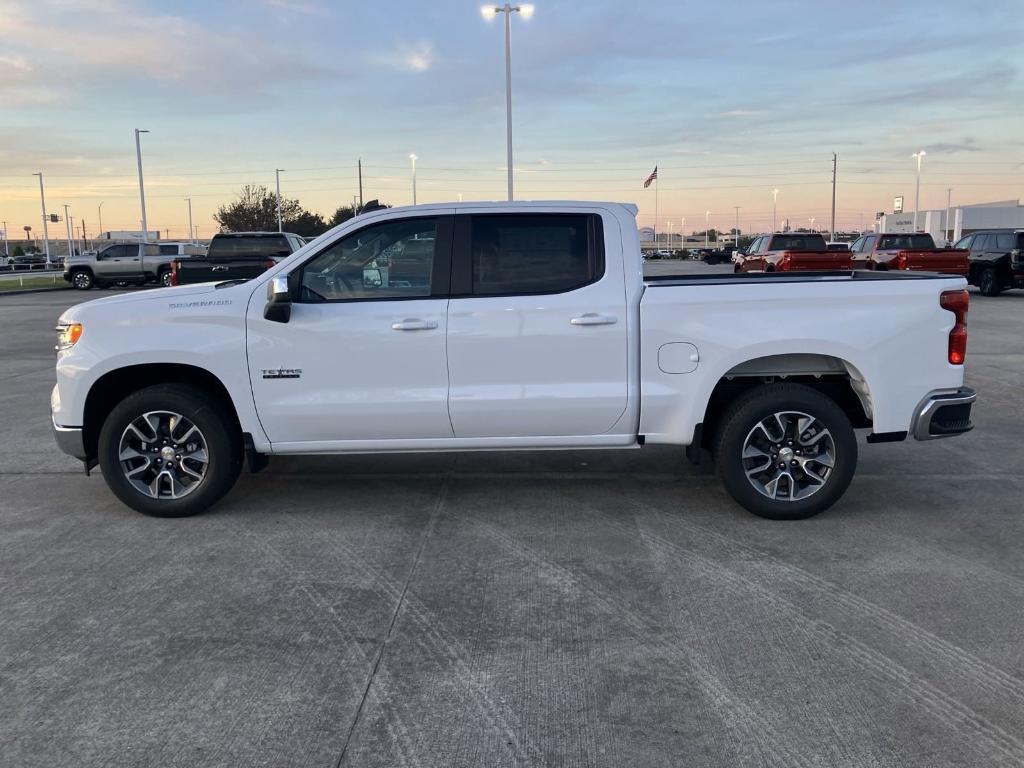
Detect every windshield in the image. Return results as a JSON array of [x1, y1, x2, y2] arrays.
[[877, 234, 935, 250]]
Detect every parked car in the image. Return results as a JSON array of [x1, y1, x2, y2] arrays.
[[10, 252, 49, 270], [63, 242, 206, 290], [954, 229, 1024, 296], [171, 232, 305, 285], [703, 248, 733, 265], [827, 242, 851, 252], [849, 233, 968, 276], [735, 233, 852, 272], [53, 201, 976, 522]]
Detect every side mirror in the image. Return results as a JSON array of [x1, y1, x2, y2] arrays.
[[264, 275, 292, 323]]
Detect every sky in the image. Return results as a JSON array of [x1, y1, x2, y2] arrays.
[[1, 0, 1023, 241]]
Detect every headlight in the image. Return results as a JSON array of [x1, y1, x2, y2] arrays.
[[55, 323, 83, 353]]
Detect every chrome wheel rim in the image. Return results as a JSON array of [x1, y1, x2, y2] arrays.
[[73, 273, 90, 288], [118, 411, 209, 499], [742, 411, 836, 501], [161, 272, 172, 286]]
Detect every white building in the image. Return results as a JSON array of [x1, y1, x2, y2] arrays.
[[878, 199, 1024, 244]]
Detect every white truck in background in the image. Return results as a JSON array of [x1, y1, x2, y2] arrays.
[[52, 201, 976, 520]]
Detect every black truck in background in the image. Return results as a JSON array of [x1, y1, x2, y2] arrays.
[[171, 232, 305, 285]]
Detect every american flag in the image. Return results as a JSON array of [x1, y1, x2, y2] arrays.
[[643, 166, 658, 188]]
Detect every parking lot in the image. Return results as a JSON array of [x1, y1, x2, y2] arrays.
[[3, 271, 1024, 767]]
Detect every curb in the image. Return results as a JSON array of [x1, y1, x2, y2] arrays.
[[0, 287, 72, 297]]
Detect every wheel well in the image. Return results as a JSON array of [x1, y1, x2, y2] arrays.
[[82, 364, 240, 459], [700, 355, 872, 449], [69, 266, 93, 274]]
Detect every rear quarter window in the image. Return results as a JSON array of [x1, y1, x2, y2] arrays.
[[769, 234, 827, 251], [209, 236, 292, 258]]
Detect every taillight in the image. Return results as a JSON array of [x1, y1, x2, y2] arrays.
[[896, 253, 909, 270], [778, 252, 792, 270], [170, 260, 179, 286], [940, 289, 969, 365]]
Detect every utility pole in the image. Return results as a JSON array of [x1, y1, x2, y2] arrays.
[[830, 153, 837, 240], [63, 205, 73, 258], [134, 129, 150, 243], [1, 220, 7, 255], [734, 206, 740, 249], [772, 188, 779, 233], [912, 151, 926, 231], [357, 158, 364, 210], [80, 220, 87, 252], [97, 202, 104, 240], [33, 172, 51, 264], [275, 168, 283, 232], [185, 197, 194, 245]]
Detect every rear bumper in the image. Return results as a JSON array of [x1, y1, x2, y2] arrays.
[[912, 387, 977, 440], [52, 416, 88, 460]]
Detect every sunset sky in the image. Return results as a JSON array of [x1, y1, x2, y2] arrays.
[[1, 0, 1022, 240]]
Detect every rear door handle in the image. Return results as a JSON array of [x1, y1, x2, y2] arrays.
[[570, 313, 618, 326], [392, 318, 438, 331]]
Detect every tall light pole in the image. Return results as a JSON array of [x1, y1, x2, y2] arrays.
[[32, 172, 51, 264], [62, 205, 73, 259], [733, 206, 740, 249], [134, 129, 150, 243], [705, 210, 711, 249], [772, 188, 779, 232], [275, 168, 284, 232], [409, 154, 418, 205], [912, 150, 926, 232], [945, 188, 952, 245], [481, 3, 533, 201], [185, 197, 194, 244], [809, 217, 816, 232], [666, 220, 673, 252], [97, 201, 104, 240], [681, 217, 686, 248], [1, 220, 7, 255]]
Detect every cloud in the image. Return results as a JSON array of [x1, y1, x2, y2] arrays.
[[261, 0, 328, 14], [376, 42, 435, 73], [716, 109, 763, 118]]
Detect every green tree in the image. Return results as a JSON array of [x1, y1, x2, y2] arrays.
[[288, 210, 329, 238], [328, 204, 359, 228], [214, 184, 304, 232]]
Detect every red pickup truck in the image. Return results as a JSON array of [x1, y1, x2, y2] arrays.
[[735, 233, 852, 272], [849, 233, 969, 276]]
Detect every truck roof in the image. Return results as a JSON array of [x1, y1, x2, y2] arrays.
[[213, 231, 302, 238], [355, 201, 639, 216]]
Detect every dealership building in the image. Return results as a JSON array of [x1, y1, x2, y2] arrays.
[[878, 199, 1024, 244]]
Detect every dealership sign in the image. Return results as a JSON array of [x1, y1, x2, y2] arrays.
[[893, 196, 904, 214]]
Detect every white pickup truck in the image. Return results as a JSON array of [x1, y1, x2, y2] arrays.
[[52, 201, 976, 520]]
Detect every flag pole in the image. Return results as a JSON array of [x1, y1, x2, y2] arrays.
[[654, 165, 659, 249]]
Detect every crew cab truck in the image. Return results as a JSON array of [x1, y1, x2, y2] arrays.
[[52, 201, 976, 521], [735, 233, 852, 272], [954, 229, 1024, 296], [63, 242, 206, 290], [170, 231, 304, 285], [850, 233, 969, 276]]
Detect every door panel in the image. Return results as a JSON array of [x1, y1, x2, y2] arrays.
[[247, 299, 452, 443], [446, 212, 628, 438]]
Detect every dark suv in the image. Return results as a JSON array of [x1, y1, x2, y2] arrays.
[[954, 229, 1024, 296]]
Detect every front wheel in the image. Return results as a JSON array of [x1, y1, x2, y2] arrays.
[[71, 270, 94, 290], [159, 269, 173, 287], [979, 267, 1001, 297], [97, 384, 243, 517], [713, 383, 857, 520]]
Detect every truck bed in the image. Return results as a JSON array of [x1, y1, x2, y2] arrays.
[[644, 269, 958, 287]]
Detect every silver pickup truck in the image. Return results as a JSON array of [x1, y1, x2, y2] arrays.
[[63, 242, 207, 290]]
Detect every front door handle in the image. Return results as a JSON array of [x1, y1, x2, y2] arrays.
[[570, 313, 618, 326], [392, 318, 438, 331]]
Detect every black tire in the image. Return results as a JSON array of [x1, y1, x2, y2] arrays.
[[979, 267, 1001, 297], [713, 383, 857, 520], [70, 269, 94, 290], [97, 384, 243, 517], [159, 269, 173, 287]]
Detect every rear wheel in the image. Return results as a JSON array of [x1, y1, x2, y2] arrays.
[[979, 267, 1001, 296], [97, 384, 243, 517], [159, 269, 173, 287], [713, 383, 857, 520], [71, 269, 94, 290]]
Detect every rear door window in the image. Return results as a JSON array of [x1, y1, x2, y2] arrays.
[[972, 234, 991, 251], [467, 214, 602, 296], [159, 244, 179, 256], [994, 233, 1015, 250]]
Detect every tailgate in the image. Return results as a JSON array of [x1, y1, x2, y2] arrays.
[[778, 251, 852, 271], [173, 258, 272, 285], [894, 249, 969, 275]]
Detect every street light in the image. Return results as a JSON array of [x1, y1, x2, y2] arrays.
[[134, 129, 150, 243], [772, 188, 779, 232], [705, 210, 711, 250], [912, 150, 926, 232], [666, 220, 673, 252], [62, 204, 74, 259], [97, 201, 104, 240], [409, 154, 418, 205], [809, 217, 816, 232], [185, 198, 195, 245], [680, 217, 686, 249], [32, 172, 51, 264], [481, 3, 533, 201], [275, 168, 284, 232]]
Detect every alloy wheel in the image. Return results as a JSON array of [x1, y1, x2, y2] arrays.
[[741, 411, 836, 501], [118, 410, 209, 499]]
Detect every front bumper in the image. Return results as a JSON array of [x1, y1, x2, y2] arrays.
[[52, 415, 88, 460], [912, 387, 977, 441]]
